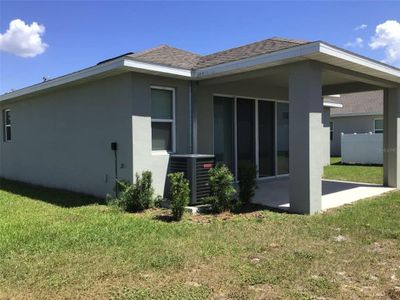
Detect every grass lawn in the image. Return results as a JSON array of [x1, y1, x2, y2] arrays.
[[323, 157, 383, 185], [1, 179, 400, 299]]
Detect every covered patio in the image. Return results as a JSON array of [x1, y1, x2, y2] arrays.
[[193, 41, 400, 214], [252, 177, 395, 211]]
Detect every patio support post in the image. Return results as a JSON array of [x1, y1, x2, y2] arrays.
[[383, 88, 400, 187], [288, 62, 323, 214]]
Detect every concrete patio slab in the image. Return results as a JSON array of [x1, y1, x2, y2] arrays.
[[252, 177, 395, 211]]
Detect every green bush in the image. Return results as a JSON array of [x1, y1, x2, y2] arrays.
[[109, 171, 154, 212], [238, 162, 257, 205], [132, 171, 154, 211], [154, 195, 164, 208], [168, 172, 190, 221], [207, 164, 236, 213]]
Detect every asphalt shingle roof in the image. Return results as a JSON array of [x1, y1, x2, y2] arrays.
[[127, 45, 201, 69], [195, 37, 309, 69], [330, 90, 383, 115], [125, 37, 310, 70]]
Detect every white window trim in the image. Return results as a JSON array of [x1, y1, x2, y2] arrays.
[[374, 118, 384, 134], [3, 108, 11, 142], [150, 85, 176, 153]]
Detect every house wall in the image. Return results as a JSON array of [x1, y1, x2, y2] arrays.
[[130, 73, 190, 197], [0, 72, 191, 198], [0, 69, 333, 198], [330, 114, 382, 156], [0, 74, 134, 197]]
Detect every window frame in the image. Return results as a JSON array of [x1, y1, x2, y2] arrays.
[[3, 108, 11, 142], [374, 118, 383, 134], [150, 86, 176, 153], [330, 121, 334, 141]]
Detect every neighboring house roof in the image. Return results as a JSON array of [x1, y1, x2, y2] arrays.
[[330, 90, 383, 116], [1, 37, 400, 102]]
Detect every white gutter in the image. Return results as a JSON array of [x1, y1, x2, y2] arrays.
[[318, 43, 400, 80], [193, 42, 400, 83], [193, 42, 319, 79], [331, 112, 382, 118], [123, 59, 192, 78], [0, 58, 192, 102], [0, 58, 125, 101], [323, 101, 343, 108]]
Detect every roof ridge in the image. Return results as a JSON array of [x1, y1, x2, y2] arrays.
[[130, 44, 171, 57], [131, 44, 201, 58], [200, 36, 309, 59], [269, 36, 310, 44]]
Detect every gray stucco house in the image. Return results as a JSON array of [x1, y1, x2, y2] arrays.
[[330, 90, 383, 156], [1, 37, 400, 214]]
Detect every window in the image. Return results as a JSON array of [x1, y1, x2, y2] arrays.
[[3, 109, 11, 142], [330, 121, 334, 141], [151, 87, 175, 151], [374, 119, 383, 134]]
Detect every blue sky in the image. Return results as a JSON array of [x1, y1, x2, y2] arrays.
[[1, 1, 399, 94]]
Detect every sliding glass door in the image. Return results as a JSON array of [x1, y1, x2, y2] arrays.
[[213, 96, 289, 179], [213, 96, 235, 174], [237, 98, 255, 167], [277, 102, 289, 175], [258, 101, 275, 177]]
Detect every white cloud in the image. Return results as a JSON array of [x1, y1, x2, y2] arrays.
[[369, 20, 400, 65], [355, 24, 368, 31], [344, 37, 364, 48], [0, 19, 48, 58]]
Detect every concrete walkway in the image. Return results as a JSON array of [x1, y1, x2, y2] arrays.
[[252, 177, 395, 211]]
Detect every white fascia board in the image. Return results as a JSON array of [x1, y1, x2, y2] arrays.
[[323, 101, 343, 108], [331, 112, 383, 118], [123, 59, 192, 78], [0, 58, 126, 102], [193, 42, 320, 79], [317, 43, 400, 83], [0, 58, 192, 102], [193, 42, 400, 83]]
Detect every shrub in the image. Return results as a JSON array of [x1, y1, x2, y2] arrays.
[[109, 171, 154, 212], [168, 172, 190, 221], [238, 162, 257, 205], [131, 171, 154, 211], [154, 195, 164, 208], [207, 164, 236, 213]]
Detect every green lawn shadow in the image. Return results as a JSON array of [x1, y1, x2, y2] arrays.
[[0, 178, 104, 208]]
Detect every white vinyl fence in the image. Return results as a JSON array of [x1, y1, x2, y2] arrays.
[[341, 133, 383, 165]]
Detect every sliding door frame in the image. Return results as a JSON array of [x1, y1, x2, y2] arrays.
[[212, 93, 289, 181]]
